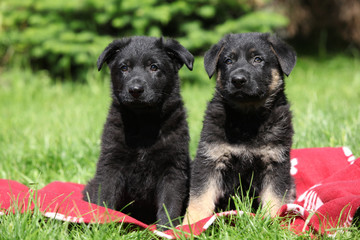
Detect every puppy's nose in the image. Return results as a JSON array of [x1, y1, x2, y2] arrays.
[[128, 85, 144, 99], [231, 75, 247, 88]]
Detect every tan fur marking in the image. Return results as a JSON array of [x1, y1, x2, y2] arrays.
[[249, 48, 256, 53], [201, 142, 286, 164], [183, 177, 223, 225], [288, 186, 296, 203], [259, 183, 283, 217], [216, 69, 222, 88], [258, 145, 286, 164], [269, 69, 282, 93]]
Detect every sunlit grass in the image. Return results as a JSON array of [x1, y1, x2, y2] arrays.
[[287, 56, 360, 154]]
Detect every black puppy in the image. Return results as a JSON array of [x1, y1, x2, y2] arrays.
[[183, 33, 296, 225], [83, 36, 193, 228]]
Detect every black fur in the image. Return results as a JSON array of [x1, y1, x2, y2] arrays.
[[186, 33, 296, 222], [83, 36, 193, 228]]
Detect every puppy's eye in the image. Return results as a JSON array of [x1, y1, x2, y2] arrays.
[[120, 65, 128, 72], [225, 59, 233, 65], [254, 56, 263, 63], [150, 64, 159, 71]]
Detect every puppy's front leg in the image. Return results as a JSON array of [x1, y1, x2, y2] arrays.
[[156, 171, 189, 229], [259, 166, 295, 217], [259, 182, 283, 217], [183, 164, 224, 225], [83, 164, 125, 210]]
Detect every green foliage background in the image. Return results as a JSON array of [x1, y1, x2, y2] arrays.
[[0, 0, 288, 81]]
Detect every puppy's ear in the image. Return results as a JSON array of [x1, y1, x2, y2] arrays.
[[268, 35, 296, 76], [97, 38, 131, 71], [162, 38, 194, 71], [204, 42, 224, 79]]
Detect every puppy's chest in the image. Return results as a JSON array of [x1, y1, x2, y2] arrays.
[[208, 118, 287, 162], [125, 150, 162, 177], [123, 151, 161, 197], [124, 148, 171, 179], [224, 116, 270, 144], [201, 141, 284, 169]]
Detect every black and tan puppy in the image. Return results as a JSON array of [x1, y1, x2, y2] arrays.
[[83, 36, 193, 228], [183, 33, 296, 225]]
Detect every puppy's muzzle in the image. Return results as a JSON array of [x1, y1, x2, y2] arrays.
[[231, 74, 247, 89], [127, 78, 146, 99], [128, 84, 144, 99]]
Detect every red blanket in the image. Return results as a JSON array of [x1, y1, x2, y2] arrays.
[[1, 147, 359, 238]]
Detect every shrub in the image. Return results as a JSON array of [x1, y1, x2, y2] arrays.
[[0, 0, 288, 81]]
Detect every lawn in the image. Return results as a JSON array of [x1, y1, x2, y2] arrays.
[[0, 55, 360, 239]]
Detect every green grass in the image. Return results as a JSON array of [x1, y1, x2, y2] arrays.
[[1, 55, 360, 239], [287, 56, 360, 152]]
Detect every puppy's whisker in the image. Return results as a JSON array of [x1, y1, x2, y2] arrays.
[[152, 90, 172, 97]]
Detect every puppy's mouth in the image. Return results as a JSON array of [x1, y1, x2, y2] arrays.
[[122, 99, 157, 108], [225, 90, 268, 104], [118, 95, 160, 112]]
